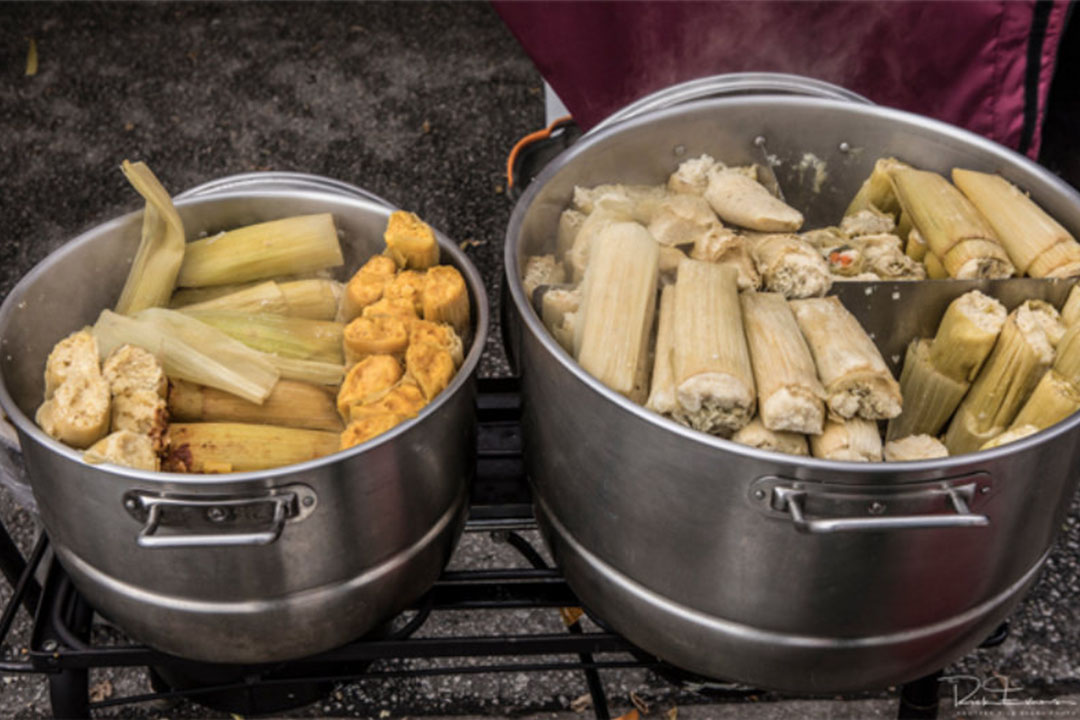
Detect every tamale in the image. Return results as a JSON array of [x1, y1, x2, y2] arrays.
[[883, 435, 949, 461], [858, 233, 926, 280], [690, 228, 761, 290], [278, 279, 343, 320], [1027, 240, 1080, 279], [566, 209, 631, 283], [84, 430, 159, 471], [44, 329, 102, 399], [789, 296, 902, 420], [169, 378, 343, 432], [924, 251, 948, 279], [645, 285, 678, 417], [165, 423, 339, 472], [383, 210, 439, 270], [979, 424, 1040, 450], [840, 208, 896, 238], [672, 259, 755, 434], [184, 310, 345, 364], [405, 340, 456, 400], [740, 292, 825, 434], [339, 255, 398, 322], [1009, 370, 1080, 431], [704, 167, 804, 232], [409, 320, 464, 368], [746, 233, 832, 298], [384, 270, 428, 315], [647, 194, 721, 246], [540, 287, 582, 342], [944, 301, 1060, 455], [111, 389, 167, 443], [929, 290, 1007, 382], [177, 281, 289, 315], [340, 413, 407, 450], [522, 254, 567, 298], [422, 265, 470, 335], [885, 339, 969, 441], [844, 157, 910, 217], [810, 418, 883, 462], [36, 373, 111, 449], [336, 355, 403, 419], [905, 228, 928, 262], [115, 161, 186, 314], [572, 184, 668, 224], [889, 168, 1014, 279], [363, 296, 419, 322], [731, 418, 809, 456], [573, 222, 659, 402], [102, 344, 168, 398], [178, 214, 344, 287], [349, 381, 427, 422], [1060, 285, 1080, 327], [556, 209, 587, 261], [343, 315, 410, 365], [953, 168, 1078, 275], [668, 154, 717, 195], [658, 245, 689, 283]]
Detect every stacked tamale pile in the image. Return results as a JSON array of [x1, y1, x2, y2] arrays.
[[524, 150, 1080, 461]]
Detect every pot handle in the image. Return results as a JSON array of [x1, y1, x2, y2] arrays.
[[771, 482, 989, 534], [127, 490, 302, 548]]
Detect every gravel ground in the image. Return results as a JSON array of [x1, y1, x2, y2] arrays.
[[3, 3, 1080, 719]]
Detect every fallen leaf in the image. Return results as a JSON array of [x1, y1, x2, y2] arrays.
[[494, 184, 505, 195], [25, 38, 38, 76], [124, 122, 135, 132], [613, 710, 639, 720], [665, 708, 677, 720], [378, 711, 390, 719], [422, 120, 431, 134], [88, 679, 113, 703], [230, 714, 244, 720], [458, 238, 485, 250], [560, 607, 584, 627], [630, 690, 650, 714], [570, 692, 592, 712]]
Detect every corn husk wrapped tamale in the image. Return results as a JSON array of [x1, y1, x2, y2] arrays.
[[645, 284, 679, 418], [169, 378, 343, 432], [647, 194, 721, 246], [183, 310, 345, 364], [1007, 370, 1080, 431], [1060, 285, 1080, 327], [811, 418, 883, 462], [339, 255, 398, 323], [929, 290, 1008, 382], [980, 424, 1040, 450], [115, 161, 186, 315], [746, 233, 832, 298], [905, 227, 928, 262], [885, 339, 970, 441], [658, 245, 689, 283], [952, 168, 1080, 277], [740, 292, 825, 434], [731, 418, 809, 456], [668, 154, 717, 195], [405, 340, 456, 401], [409, 320, 464, 368], [349, 381, 427, 423], [572, 184, 668, 224], [802, 228, 865, 277], [278, 279, 343, 320], [422, 265, 470, 335], [573, 222, 659, 402], [845, 157, 910, 217], [1053, 324, 1080, 388], [84, 430, 159, 471], [857, 233, 927, 280], [343, 315, 410, 365], [840, 208, 896, 238], [36, 373, 111, 449], [179, 214, 344, 287], [178, 281, 290, 315], [384, 210, 439, 270], [790, 296, 902, 420], [889, 168, 1015, 279], [540, 286, 581, 353], [556, 208, 587, 261], [705, 167, 804, 232], [566, 209, 631, 283], [689, 227, 761, 290], [522, 254, 567, 299], [44, 329, 102, 399], [944, 300, 1061, 454], [884, 434, 949, 461], [1027, 240, 1080, 279], [164, 422, 340, 473], [924, 251, 949, 279], [672, 259, 755, 434], [336, 355, 403, 419]]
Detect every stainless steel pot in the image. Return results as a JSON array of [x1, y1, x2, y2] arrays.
[[0, 173, 489, 663], [504, 78, 1080, 692]]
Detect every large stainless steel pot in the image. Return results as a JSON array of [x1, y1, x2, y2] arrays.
[[504, 79, 1080, 692], [0, 173, 489, 663]]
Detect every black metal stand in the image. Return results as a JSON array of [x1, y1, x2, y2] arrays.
[[0, 378, 1015, 718]]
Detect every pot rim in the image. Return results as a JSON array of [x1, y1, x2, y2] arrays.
[[0, 181, 490, 485], [504, 94, 1080, 476]]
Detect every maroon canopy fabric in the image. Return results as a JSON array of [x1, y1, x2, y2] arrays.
[[494, 1, 1069, 158]]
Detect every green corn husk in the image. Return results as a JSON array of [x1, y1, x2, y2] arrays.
[[266, 355, 346, 386], [278, 279, 344, 320], [183, 310, 344, 364], [115, 161, 186, 315], [176, 281, 289, 314], [177, 214, 344, 287], [92, 308, 279, 404]]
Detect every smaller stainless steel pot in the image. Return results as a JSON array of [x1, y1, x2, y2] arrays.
[[0, 173, 489, 663]]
